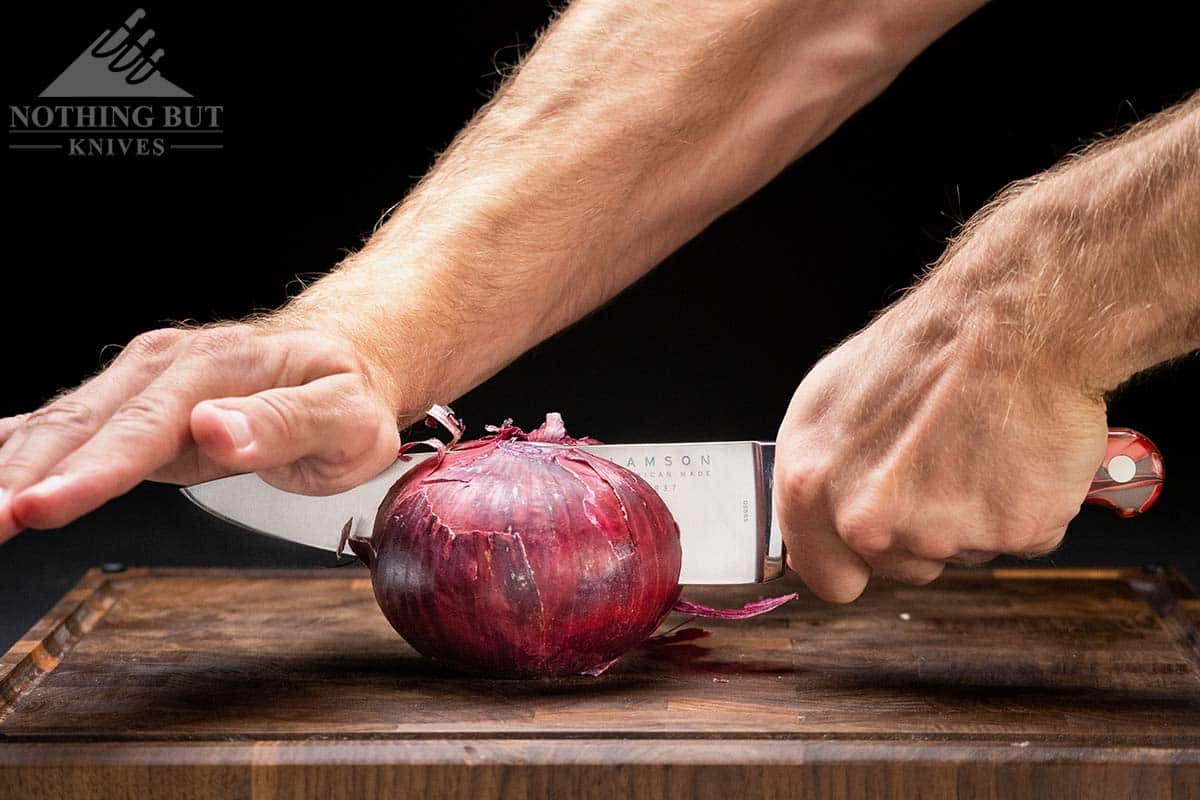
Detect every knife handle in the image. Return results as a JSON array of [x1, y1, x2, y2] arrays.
[[1085, 428, 1164, 517]]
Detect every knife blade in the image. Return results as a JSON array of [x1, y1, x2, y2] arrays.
[[183, 441, 784, 585], [181, 429, 1163, 586]]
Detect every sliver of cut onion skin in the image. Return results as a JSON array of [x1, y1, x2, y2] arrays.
[[345, 408, 796, 678], [671, 593, 799, 619]]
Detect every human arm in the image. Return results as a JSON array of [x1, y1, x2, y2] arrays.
[[271, 0, 990, 418], [775, 90, 1200, 602], [0, 0, 986, 541]]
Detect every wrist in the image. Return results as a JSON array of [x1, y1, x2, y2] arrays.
[[266, 256, 454, 426], [906, 222, 1099, 400], [269, 230, 534, 428], [941, 101, 1200, 393]]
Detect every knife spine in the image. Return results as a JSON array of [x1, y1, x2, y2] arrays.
[[754, 442, 786, 582]]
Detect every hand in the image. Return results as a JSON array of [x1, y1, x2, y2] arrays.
[[773, 255, 1108, 602], [773, 91, 1200, 603], [0, 324, 402, 544]]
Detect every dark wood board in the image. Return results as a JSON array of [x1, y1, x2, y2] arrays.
[[1, 566, 1198, 799]]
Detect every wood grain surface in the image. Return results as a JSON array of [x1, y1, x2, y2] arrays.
[[1, 566, 1198, 799]]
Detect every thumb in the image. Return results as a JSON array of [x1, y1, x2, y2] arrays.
[[191, 374, 400, 494]]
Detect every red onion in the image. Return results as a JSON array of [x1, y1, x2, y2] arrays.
[[343, 407, 795, 678]]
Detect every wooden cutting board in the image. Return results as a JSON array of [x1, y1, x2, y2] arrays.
[[1, 566, 1198, 799]]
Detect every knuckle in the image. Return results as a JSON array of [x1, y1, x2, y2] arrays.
[[271, 458, 357, 497], [836, 506, 893, 556], [27, 398, 97, 436], [184, 325, 255, 361], [332, 374, 373, 410], [111, 394, 169, 432], [0, 455, 41, 484], [774, 458, 823, 512], [0, 413, 32, 441], [290, 330, 362, 376], [255, 392, 303, 441], [123, 329, 184, 361], [902, 532, 959, 561]]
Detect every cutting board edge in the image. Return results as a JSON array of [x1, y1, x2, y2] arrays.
[[4, 739, 1197, 800], [0, 567, 113, 722], [3, 737, 1200, 766]]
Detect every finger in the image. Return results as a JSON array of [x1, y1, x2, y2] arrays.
[[9, 329, 359, 530], [0, 334, 185, 543], [0, 330, 183, 493], [787, 524, 872, 603], [191, 374, 400, 495], [862, 551, 945, 586], [0, 414, 32, 446], [775, 457, 873, 603], [893, 498, 995, 560], [780, 497, 872, 604], [9, 378, 239, 531]]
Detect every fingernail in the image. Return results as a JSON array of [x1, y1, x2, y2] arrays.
[[214, 409, 253, 450], [22, 474, 71, 499], [0, 487, 10, 508]]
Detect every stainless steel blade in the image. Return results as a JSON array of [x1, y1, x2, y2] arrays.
[[181, 441, 784, 585], [578, 442, 783, 584], [182, 453, 432, 555]]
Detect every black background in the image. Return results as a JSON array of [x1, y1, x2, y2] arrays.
[[2, 2, 1197, 649]]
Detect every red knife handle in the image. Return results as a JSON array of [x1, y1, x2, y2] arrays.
[[1085, 428, 1164, 517]]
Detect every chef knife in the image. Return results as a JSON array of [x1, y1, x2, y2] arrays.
[[182, 428, 1163, 585]]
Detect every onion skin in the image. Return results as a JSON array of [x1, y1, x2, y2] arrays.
[[348, 414, 683, 678]]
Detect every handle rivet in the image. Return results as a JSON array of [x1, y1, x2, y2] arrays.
[[1107, 454, 1136, 484]]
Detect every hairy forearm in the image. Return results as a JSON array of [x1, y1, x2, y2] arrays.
[[907, 92, 1200, 398], [278, 0, 984, 422]]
